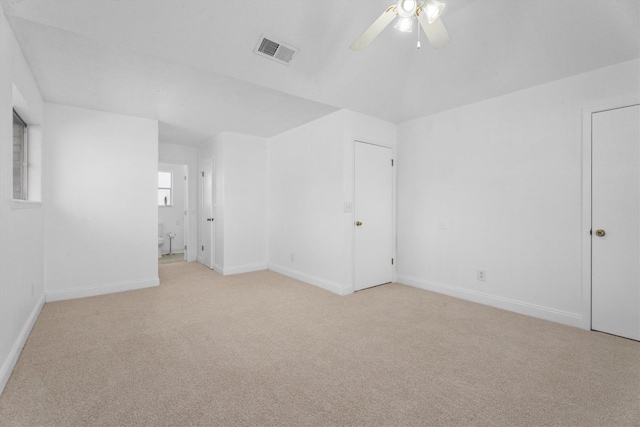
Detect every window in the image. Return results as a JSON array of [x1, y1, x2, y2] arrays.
[[158, 171, 172, 206], [13, 109, 28, 200]]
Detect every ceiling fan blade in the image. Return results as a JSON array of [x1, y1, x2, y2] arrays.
[[417, 13, 450, 49], [349, 6, 397, 51]]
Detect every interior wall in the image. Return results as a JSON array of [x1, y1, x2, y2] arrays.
[[222, 133, 267, 274], [43, 103, 159, 301], [268, 112, 346, 292], [268, 110, 396, 295], [0, 9, 45, 394], [158, 162, 186, 255], [159, 143, 198, 261], [396, 59, 640, 328], [198, 132, 268, 274]]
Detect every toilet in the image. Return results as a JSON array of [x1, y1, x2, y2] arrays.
[[158, 223, 165, 258]]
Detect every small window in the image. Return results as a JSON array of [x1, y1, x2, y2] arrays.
[[158, 171, 172, 206], [13, 109, 28, 200]]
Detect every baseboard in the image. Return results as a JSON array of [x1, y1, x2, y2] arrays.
[[161, 250, 184, 256], [396, 274, 583, 328], [212, 264, 224, 275], [0, 293, 45, 395], [221, 262, 268, 276], [45, 277, 160, 302], [268, 263, 350, 296]]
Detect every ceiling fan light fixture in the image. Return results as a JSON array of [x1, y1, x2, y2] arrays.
[[396, 0, 417, 18], [394, 17, 414, 33], [424, 0, 445, 23]]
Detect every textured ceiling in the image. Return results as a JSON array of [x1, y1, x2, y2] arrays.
[[2, 0, 639, 146]]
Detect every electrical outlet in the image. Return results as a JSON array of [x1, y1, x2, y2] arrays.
[[477, 269, 487, 281]]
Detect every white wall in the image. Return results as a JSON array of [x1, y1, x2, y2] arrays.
[[396, 59, 640, 328], [158, 162, 186, 254], [199, 132, 268, 274], [0, 9, 45, 394], [268, 110, 396, 295], [159, 143, 198, 261], [223, 133, 267, 274], [44, 104, 159, 301]]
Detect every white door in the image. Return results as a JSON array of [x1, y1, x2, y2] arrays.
[[354, 141, 393, 291], [201, 158, 215, 269], [592, 104, 640, 341]]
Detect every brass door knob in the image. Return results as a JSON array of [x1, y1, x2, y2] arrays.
[[595, 229, 606, 237], [355, 221, 363, 227]]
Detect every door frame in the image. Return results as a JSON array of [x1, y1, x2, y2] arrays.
[[351, 139, 397, 293], [158, 162, 189, 261], [581, 95, 640, 331]]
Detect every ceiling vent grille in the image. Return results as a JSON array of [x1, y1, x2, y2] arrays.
[[254, 36, 297, 65]]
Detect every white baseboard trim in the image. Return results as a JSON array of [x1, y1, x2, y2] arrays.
[[396, 274, 583, 328], [45, 277, 160, 302], [212, 264, 224, 275], [268, 263, 350, 296], [221, 262, 268, 276], [0, 293, 45, 395]]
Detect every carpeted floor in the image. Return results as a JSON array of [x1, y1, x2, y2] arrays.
[[0, 262, 638, 426]]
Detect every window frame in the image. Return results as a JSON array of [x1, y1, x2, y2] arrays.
[[12, 109, 28, 201], [158, 171, 173, 207]]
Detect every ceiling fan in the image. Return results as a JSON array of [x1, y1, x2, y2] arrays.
[[349, 0, 450, 51]]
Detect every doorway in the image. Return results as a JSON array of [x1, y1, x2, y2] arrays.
[[590, 103, 640, 341], [353, 141, 394, 291], [158, 162, 189, 262]]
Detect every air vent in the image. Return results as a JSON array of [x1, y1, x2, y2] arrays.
[[254, 36, 298, 65]]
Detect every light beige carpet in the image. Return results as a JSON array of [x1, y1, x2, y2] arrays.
[[0, 262, 638, 426]]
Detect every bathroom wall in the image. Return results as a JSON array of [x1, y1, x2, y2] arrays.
[[0, 8, 45, 395], [43, 103, 159, 301], [158, 162, 186, 254], [159, 143, 198, 261]]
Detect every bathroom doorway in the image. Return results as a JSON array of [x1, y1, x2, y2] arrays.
[[158, 162, 189, 262]]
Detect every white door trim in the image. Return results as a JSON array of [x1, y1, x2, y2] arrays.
[[581, 95, 640, 331]]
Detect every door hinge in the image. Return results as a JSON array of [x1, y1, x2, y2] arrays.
[[184, 245, 187, 250], [391, 258, 394, 265], [201, 171, 204, 177], [184, 176, 187, 181], [391, 159, 394, 166], [201, 245, 204, 251], [184, 210, 187, 215]]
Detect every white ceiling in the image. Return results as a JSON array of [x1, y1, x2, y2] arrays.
[[2, 0, 639, 146]]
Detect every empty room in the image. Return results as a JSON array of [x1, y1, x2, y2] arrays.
[[0, 0, 639, 425]]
